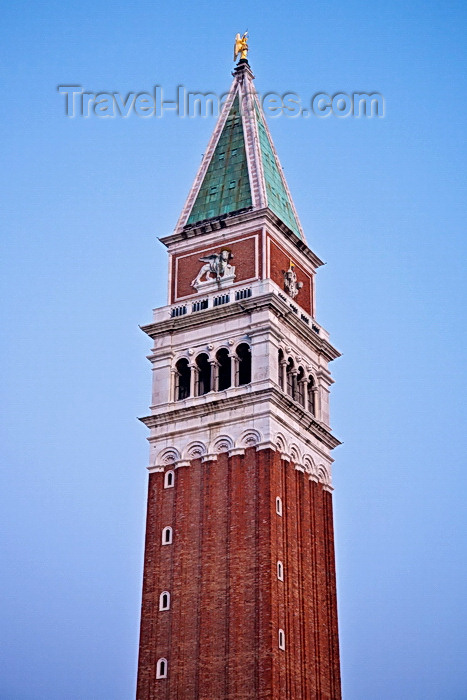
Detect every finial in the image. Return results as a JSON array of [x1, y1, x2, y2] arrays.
[[233, 32, 249, 63]]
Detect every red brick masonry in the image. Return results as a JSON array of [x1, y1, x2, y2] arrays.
[[172, 233, 260, 302], [268, 237, 313, 316], [136, 448, 341, 700]]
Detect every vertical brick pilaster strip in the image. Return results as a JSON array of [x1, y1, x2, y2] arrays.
[[136, 473, 161, 700], [170, 458, 202, 698], [291, 465, 304, 699], [314, 484, 333, 698], [285, 457, 291, 699], [282, 458, 290, 699], [136, 474, 152, 700], [224, 451, 232, 699], [318, 483, 331, 697], [271, 454, 284, 700], [270, 453, 284, 699], [194, 458, 205, 699], [226, 451, 240, 698], [324, 489, 342, 699], [295, 469, 306, 699], [154, 472, 176, 700], [301, 474, 314, 700], [164, 471, 177, 700], [257, 447, 274, 699], [198, 453, 229, 699], [197, 456, 213, 699], [310, 479, 321, 697], [227, 448, 258, 699]]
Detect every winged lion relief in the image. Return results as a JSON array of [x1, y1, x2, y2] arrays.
[[191, 249, 236, 290]]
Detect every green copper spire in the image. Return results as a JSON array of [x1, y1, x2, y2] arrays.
[[177, 62, 305, 242], [187, 96, 252, 225], [254, 103, 302, 239]]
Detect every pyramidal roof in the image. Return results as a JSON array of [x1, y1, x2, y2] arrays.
[[175, 61, 305, 241]]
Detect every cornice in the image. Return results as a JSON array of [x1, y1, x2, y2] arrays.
[[139, 385, 341, 451], [159, 208, 324, 269], [270, 391, 341, 449], [141, 291, 341, 363]]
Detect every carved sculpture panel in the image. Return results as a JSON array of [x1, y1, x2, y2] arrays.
[[191, 249, 236, 291], [283, 262, 303, 299]]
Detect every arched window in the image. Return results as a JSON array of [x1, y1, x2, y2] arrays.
[[286, 358, 295, 399], [175, 358, 191, 401], [162, 526, 173, 545], [196, 353, 211, 395], [156, 657, 168, 679], [308, 375, 315, 415], [276, 497, 283, 516], [236, 343, 251, 386], [164, 470, 174, 489], [159, 591, 171, 611], [296, 366, 305, 406], [277, 561, 284, 581], [278, 629, 285, 650], [216, 348, 231, 391], [278, 349, 285, 390]]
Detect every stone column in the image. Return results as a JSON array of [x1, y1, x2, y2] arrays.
[[210, 360, 219, 392], [280, 359, 287, 391], [230, 354, 239, 387], [291, 369, 298, 400], [190, 364, 197, 397], [300, 378, 308, 410], [170, 368, 178, 402]]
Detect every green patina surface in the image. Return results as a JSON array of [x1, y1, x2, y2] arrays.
[[186, 93, 302, 239], [187, 96, 252, 225], [255, 103, 302, 239]]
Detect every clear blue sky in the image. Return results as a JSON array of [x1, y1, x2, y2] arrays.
[[1, 1, 466, 698]]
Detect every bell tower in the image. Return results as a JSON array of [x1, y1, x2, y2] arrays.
[[136, 53, 342, 700]]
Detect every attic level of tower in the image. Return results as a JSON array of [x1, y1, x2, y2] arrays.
[[165, 223, 319, 319]]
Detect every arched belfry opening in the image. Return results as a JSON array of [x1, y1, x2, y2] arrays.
[[297, 366, 305, 406], [286, 357, 295, 399], [175, 358, 191, 401], [278, 349, 285, 390], [216, 348, 231, 391], [308, 375, 316, 416], [196, 353, 211, 395], [236, 343, 251, 386]]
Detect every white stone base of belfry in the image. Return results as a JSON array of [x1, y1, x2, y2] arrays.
[[144, 385, 334, 490]]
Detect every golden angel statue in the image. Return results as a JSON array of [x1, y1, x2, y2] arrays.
[[234, 32, 249, 62]]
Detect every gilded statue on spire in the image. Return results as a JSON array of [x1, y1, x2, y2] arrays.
[[233, 32, 249, 62]]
